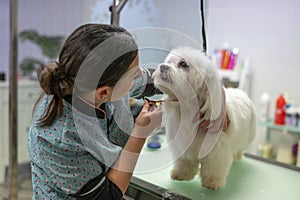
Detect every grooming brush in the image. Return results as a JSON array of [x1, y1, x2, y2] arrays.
[[143, 97, 164, 106], [143, 97, 177, 105]]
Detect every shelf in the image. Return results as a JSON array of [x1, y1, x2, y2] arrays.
[[259, 120, 300, 134], [219, 69, 240, 82], [258, 120, 300, 168]]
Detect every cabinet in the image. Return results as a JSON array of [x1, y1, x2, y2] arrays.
[[259, 120, 300, 166], [0, 80, 40, 183]]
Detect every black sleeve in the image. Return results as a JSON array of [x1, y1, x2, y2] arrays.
[[137, 67, 162, 98], [69, 174, 123, 200]]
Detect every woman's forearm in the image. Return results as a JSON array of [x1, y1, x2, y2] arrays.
[[106, 135, 146, 194], [107, 101, 162, 195]]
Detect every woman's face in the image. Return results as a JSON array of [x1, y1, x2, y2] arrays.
[[109, 54, 142, 101]]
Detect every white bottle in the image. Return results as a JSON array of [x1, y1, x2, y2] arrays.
[[259, 92, 270, 122]]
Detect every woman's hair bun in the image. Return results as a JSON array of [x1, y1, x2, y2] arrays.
[[37, 61, 61, 95]]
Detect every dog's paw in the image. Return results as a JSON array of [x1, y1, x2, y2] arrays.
[[170, 168, 198, 181], [233, 151, 244, 161], [201, 176, 226, 190]]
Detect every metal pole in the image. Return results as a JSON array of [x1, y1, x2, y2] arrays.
[[110, 0, 129, 26], [9, 0, 18, 199], [110, 0, 119, 25]]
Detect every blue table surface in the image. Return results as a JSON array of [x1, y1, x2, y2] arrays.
[[133, 137, 300, 200]]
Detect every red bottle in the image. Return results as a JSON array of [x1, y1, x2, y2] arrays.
[[274, 94, 286, 125]]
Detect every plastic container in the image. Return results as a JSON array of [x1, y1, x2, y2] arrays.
[[146, 135, 162, 150], [258, 142, 273, 159], [285, 106, 297, 126], [274, 94, 286, 125]]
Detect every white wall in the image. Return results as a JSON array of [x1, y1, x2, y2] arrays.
[[121, 0, 205, 70], [206, 0, 300, 112], [134, 0, 300, 118], [2, 0, 300, 113]]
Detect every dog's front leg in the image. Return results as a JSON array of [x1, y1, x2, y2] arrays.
[[170, 156, 199, 181], [200, 152, 233, 190]]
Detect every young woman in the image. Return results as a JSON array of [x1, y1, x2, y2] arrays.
[[28, 23, 162, 199]]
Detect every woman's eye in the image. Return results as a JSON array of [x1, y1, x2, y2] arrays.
[[178, 61, 188, 68]]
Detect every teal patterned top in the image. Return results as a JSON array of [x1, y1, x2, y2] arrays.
[[28, 69, 147, 199]]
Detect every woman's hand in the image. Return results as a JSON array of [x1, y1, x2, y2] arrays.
[[195, 112, 230, 132], [133, 99, 162, 138], [196, 112, 211, 129]]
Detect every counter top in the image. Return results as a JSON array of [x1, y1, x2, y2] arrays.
[[128, 136, 300, 200]]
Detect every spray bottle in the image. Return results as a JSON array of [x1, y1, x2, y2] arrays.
[[274, 94, 286, 125]]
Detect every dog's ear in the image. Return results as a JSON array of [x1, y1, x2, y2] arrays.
[[203, 68, 223, 121]]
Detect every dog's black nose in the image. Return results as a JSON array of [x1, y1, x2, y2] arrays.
[[160, 64, 169, 73]]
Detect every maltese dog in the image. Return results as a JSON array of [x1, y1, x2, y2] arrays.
[[152, 47, 256, 190]]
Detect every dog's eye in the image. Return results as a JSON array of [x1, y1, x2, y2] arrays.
[[178, 60, 188, 69]]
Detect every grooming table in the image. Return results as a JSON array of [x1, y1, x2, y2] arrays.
[[125, 136, 300, 200]]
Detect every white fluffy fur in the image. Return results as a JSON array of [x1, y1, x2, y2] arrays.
[[152, 47, 256, 190]]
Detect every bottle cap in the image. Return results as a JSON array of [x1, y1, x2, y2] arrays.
[[260, 92, 270, 103]]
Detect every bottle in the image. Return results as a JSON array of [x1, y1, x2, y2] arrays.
[[221, 50, 231, 70], [285, 106, 297, 126], [284, 91, 292, 108], [297, 140, 300, 167], [259, 92, 270, 122], [297, 108, 300, 127], [227, 47, 239, 70], [211, 49, 223, 69], [274, 94, 286, 125], [221, 42, 230, 70]]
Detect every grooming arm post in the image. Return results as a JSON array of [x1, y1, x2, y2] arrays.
[[110, 0, 129, 26]]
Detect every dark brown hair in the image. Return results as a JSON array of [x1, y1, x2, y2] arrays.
[[36, 24, 138, 127]]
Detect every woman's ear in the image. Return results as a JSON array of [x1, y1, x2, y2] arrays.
[[95, 86, 112, 102]]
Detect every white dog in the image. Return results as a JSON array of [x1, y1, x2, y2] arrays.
[[152, 47, 256, 190]]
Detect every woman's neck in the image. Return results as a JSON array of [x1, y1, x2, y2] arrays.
[[80, 91, 103, 107]]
